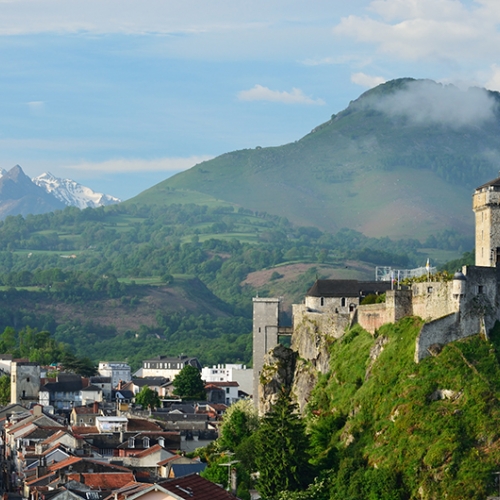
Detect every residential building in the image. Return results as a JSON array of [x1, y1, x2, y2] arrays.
[[201, 363, 253, 395], [98, 362, 132, 388], [135, 355, 201, 379]]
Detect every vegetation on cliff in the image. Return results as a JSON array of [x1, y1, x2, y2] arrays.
[[298, 318, 500, 499], [202, 319, 500, 499]]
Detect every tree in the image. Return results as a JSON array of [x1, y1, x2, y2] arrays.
[[173, 365, 206, 400], [135, 386, 161, 410], [255, 389, 313, 499], [218, 399, 259, 452], [0, 374, 10, 405], [61, 352, 97, 377]]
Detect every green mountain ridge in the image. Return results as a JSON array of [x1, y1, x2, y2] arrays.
[[130, 78, 500, 240]]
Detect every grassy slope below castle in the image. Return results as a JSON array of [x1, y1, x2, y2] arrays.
[[303, 318, 500, 499]]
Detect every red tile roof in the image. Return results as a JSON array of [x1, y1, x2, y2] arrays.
[[204, 381, 239, 387], [157, 455, 183, 466], [42, 430, 70, 444], [130, 443, 164, 458], [71, 426, 99, 435], [66, 472, 135, 489], [160, 473, 238, 499], [126, 418, 162, 432]]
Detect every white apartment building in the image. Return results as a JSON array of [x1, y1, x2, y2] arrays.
[[201, 364, 253, 395], [98, 362, 132, 388], [135, 356, 201, 380]]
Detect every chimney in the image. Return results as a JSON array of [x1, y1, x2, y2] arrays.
[[36, 456, 47, 479], [93, 401, 99, 414]]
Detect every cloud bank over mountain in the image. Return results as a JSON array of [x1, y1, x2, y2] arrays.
[[365, 80, 498, 128]]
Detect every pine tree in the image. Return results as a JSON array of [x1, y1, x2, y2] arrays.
[[255, 389, 313, 499]]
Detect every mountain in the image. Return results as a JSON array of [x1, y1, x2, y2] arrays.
[[33, 172, 121, 209], [0, 165, 66, 218], [129, 78, 500, 241]]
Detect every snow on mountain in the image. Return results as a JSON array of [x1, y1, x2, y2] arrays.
[[33, 172, 121, 209], [0, 168, 6, 178]]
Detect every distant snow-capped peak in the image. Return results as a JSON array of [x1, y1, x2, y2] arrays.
[[0, 168, 6, 178], [33, 172, 121, 209]]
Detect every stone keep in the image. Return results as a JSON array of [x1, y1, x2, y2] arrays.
[[11, 360, 40, 407], [473, 175, 500, 267]]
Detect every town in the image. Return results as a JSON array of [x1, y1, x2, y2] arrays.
[[0, 356, 253, 499]]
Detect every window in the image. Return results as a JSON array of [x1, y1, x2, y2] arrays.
[[427, 287, 433, 293], [478, 285, 484, 294], [320, 297, 324, 306], [143, 437, 150, 448], [341, 298, 346, 307], [128, 437, 135, 448]]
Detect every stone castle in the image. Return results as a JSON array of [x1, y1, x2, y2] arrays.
[[253, 175, 500, 411]]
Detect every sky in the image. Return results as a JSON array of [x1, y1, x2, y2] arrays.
[[1, 0, 500, 200]]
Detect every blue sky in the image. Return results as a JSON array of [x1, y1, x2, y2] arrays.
[[1, 0, 499, 199]]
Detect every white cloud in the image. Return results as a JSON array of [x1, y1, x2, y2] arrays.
[[485, 64, 500, 91], [26, 101, 45, 115], [301, 54, 373, 67], [237, 85, 325, 105], [63, 156, 213, 174], [333, 0, 500, 62], [351, 72, 386, 88], [0, 0, 337, 36], [364, 79, 498, 128], [27, 100, 44, 109]]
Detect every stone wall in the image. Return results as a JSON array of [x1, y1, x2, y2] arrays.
[[411, 282, 457, 321], [356, 303, 390, 334], [414, 312, 461, 362]]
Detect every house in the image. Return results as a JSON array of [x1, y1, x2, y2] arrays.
[[98, 362, 132, 388], [90, 375, 113, 400], [157, 455, 206, 478], [125, 377, 170, 397], [39, 373, 102, 409], [107, 473, 238, 500], [201, 363, 253, 395], [121, 443, 175, 471], [95, 416, 128, 433], [70, 402, 101, 426], [204, 381, 239, 405]]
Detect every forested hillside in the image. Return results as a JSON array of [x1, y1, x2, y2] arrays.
[[0, 201, 471, 368]]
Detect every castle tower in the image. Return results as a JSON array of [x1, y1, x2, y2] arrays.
[[252, 298, 281, 405], [473, 175, 500, 266], [11, 360, 40, 408]]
